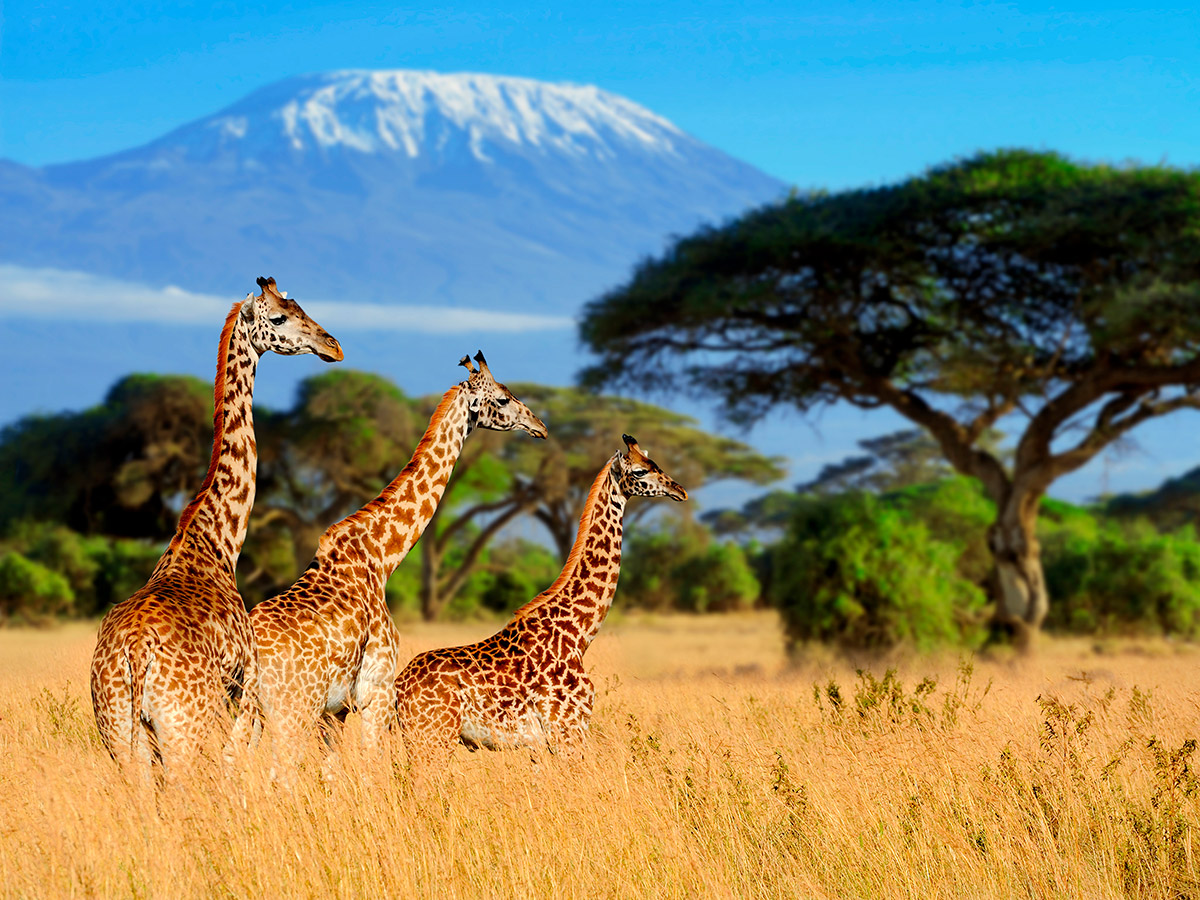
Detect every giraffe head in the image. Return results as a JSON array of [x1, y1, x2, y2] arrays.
[[458, 351, 548, 439], [615, 434, 688, 501], [241, 276, 345, 362]]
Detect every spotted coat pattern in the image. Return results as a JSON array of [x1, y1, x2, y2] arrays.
[[90, 278, 342, 776], [394, 435, 687, 764], [241, 354, 547, 764]]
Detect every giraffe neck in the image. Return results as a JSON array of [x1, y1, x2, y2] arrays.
[[319, 385, 473, 578], [511, 459, 626, 655], [156, 302, 260, 579]]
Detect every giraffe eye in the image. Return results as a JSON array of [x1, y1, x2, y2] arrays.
[[269, 314, 287, 326], [496, 397, 510, 407], [631, 468, 648, 477]]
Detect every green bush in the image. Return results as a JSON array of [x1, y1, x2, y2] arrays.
[[0, 551, 74, 623], [885, 478, 995, 584], [771, 492, 986, 652], [1043, 519, 1200, 636], [475, 540, 562, 614], [0, 521, 162, 619], [621, 518, 761, 612]]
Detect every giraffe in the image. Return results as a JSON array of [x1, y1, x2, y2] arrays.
[[238, 351, 548, 768], [90, 277, 343, 779], [394, 433, 687, 764]]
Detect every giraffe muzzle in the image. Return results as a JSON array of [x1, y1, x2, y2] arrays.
[[316, 335, 344, 363]]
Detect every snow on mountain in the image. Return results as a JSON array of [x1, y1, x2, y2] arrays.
[[204, 70, 686, 161]]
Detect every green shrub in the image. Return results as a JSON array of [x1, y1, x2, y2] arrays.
[[0, 521, 161, 618], [884, 477, 995, 584], [0, 551, 74, 623], [771, 492, 986, 652], [1043, 520, 1200, 636], [621, 518, 761, 612]]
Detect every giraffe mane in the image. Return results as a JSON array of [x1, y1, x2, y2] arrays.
[[320, 383, 464, 551], [169, 300, 245, 548], [511, 455, 617, 620]]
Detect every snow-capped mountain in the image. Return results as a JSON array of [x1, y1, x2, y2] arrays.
[[167, 70, 688, 164], [1, 70, 785, 313]]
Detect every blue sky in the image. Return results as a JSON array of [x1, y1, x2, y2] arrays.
[[3, 2, 1197, 189], [3, 1, 1199, 502]]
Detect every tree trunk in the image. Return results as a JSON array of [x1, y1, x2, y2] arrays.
[[419, 536, 446, 622], [986, 493, 1049, 651]]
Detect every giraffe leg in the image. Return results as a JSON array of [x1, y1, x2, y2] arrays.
[[318, 709, 350, 782], [92, 666, 133, 767], [546, 670, 594, 759], [398, 692, 462, 776], [146, 661, 230, 781], [262, 704, 321, 783], [226, 648, 262, 764], [357, 678, 397, 752]]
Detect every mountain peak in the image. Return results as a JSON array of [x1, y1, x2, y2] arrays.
[[185, 69, 688, 164], [3, 67, 783, 320]]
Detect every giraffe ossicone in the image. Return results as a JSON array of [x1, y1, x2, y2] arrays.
[[89, 277, 342, 780], [239, 352, 547, 770], [394, 433, 687, 765]]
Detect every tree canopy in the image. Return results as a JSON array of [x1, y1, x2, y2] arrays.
[[0, 369, 782, 618], [0, 374, 212, 538], [581, 150, 1200, 643]]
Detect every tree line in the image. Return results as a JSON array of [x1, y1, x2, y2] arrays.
[[0, 371, 780, 623]]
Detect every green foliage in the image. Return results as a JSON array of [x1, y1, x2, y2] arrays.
[[1106, 464, 1200, 532], [1042, 518, 1200, 636], [387, 538, 560, 621], [621, 518, 760, 613], [0, 373, 212, 539], [772, 491, 987, 651], [582, 150, 1200, 414], [0, 521, 161, 619], [0, 551, 74, 623], [474, 540, 562, 614], [884, 477, 996, 585]]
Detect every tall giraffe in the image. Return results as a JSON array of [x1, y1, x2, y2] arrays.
[[394, 434, 686, 763], [239, 352, 547, 766], [90, 277, 343, 777]]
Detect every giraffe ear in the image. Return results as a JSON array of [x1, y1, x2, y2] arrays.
[[240, 296, 255, 322]]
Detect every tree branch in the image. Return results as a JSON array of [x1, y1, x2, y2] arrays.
[[864, 377, 1011, 501], [437, 499, 539, 600], [1035, 391, 1200, 486]]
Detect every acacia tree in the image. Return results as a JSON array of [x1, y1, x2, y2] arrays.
[[415, 384, 783, 620], [0, 374, 213, 538], [580, 150, 1200, 646]]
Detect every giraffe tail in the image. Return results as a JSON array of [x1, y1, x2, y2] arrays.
[[125, 629, 157, 760]]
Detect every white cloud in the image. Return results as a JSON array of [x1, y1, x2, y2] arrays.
[[0, 264, 574, 334]]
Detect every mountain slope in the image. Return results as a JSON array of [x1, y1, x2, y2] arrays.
[[0, 70, 784, 312]]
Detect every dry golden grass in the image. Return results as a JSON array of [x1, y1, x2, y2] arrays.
[[4, 612, 1200, 898]]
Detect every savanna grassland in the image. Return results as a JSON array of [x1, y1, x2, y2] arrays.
[[3, 612, 1200, 899]]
